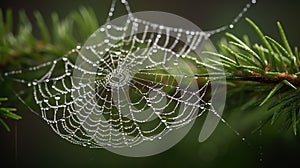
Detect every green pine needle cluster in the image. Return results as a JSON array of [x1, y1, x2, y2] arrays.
[[0, 97, 21, 132], [205, 18, 300, 135], [0, 7, 99, 68], [0, 7, 100, 131]]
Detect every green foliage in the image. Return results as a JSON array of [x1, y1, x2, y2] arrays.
[[205, 18, 300, 135], [0, 7, 99, 68], [0, 7, 100, 131], [0, 97, 21, 132]]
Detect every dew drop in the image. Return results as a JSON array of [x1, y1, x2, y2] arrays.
[[106, 24, 112, 29], [44, 98, 49, 103], [32, 80, 38, 86], [158, 137, 162, 140], [251, 0, 256, 4], [54, 94, 61, 101], [229, 24, 234, 29], [66, 71, 71, 76], [173, 60, 179, 66], [115, 51, 121, 55], [27, 83, 32, 87], [242, 137, 246, 141], [62, 57, 68, 62], [194, 74, 199, 79], [100, 27, 105, 32]]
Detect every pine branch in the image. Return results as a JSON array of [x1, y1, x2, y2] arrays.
[[0, 7, 99, 69], [206, 18, 300, 135], [0, 97, 21, 132], [0, 7, 99, 131]]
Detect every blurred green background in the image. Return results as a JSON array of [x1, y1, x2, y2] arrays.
[[1, 0, 300, 167]]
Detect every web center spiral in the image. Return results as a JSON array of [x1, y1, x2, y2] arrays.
[[107, 68, 131, 88]]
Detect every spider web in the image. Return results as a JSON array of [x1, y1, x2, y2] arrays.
[[3, 0, 256, 154]]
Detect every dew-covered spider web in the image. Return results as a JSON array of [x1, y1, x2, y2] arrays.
[[2, 0, 257, 156]]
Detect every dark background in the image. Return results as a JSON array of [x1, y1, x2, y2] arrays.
[[1, 0, 300, 168]]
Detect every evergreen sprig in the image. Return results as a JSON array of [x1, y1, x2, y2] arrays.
[[0, 7, 99, 68], [0, 97, 21, 132], [0, 7, 99, 131], [205, 18, 300, 135]]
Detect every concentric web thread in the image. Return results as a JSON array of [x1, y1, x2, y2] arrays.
[[3, 0, 256, 155]]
